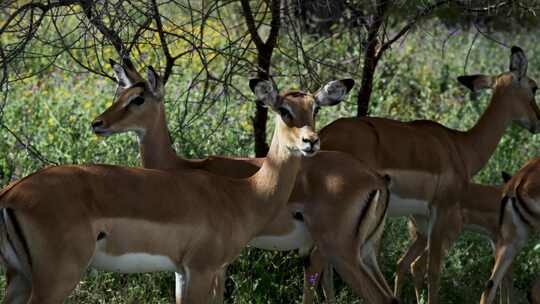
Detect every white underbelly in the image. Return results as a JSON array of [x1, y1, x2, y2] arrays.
[[248, 220, 312, 252], [388, 193, 429, 217], [90, 241, 176, 273]]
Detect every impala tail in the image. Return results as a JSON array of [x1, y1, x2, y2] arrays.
[[0, 176, 36, 286]]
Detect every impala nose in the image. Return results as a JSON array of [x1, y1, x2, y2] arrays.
[[301, 136, 320, 156], [302, 137, 320, 147]]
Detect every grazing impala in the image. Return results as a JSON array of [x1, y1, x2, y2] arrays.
[[319, 46, 540, 304], [0, 77, 335, 304], [393, 180, 513, 304], [90, 58, 397, 304], [480, 157, 540, 304]]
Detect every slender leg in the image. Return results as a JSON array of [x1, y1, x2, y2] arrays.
[[321, 263, 335, 303], [481, 201, 527, 304], [426, 206, 461, 304], [184, 269, 215, 304], [212, 267, 226, 304], [4, 268, 31, 304], [303, 248, 326, 304], [330, 256, 397, 304], [394, 233, 427, 299], [176, 272, 185, 304], [499, 265, 513, 304], [410, 249, 427, 303], [529, 275, 540, 304], [480, 242, 523, 304], [27, 252, 92, 304]]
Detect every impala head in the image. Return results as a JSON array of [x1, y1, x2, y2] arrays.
[[458, 46, 540, 133], [92, 58, 165, 137], [249, 78, 354, 157]]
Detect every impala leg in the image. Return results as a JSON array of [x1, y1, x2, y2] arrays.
[[481, 200, 527, 304], [175, 272, 185, 304], [480, 242, 522, 304], [394, 232, 427, 299], [426, 207, 461, 304], [330, 256, 397, 304], [321, 263, 335, 303], [212, 267, 226, 304], [410, 249, 427, 303], [528, 275, 540, 304], [4, 268, 31, 304], [303, 248, 327, 304], [184, 269, 215, 304], [27, 250, 93, 303], [499, 265, 513, 304]]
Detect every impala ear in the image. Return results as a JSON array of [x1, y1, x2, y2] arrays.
[[110, 59, 132, 88], [146, 66, 164, 98], [501, 171, 513, 183], [249, 78, 280, 109], [457, 75, 495, 92], [315, 79, 354, 106], [509, 46, 528, 81]]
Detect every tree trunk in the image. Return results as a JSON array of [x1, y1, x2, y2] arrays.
[[241, 0, 281, 157], [356, 0, 388, 117]]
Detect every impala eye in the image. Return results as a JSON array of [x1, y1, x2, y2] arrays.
[[130, 96, 145, 106], [278, 107, 292, 120], [533, 87, 538, 95], [313, 106, 320, 116]]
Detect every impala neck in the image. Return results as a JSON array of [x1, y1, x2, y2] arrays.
[[458, 90, 512, 176], [249, 116, 302, 219], [136, 106, 187, 170]]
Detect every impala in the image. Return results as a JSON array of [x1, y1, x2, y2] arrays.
[[0, 77, 334, 304], [90, 58, 397, 304], [319, 46, 540, 304], [480, 157, 540, 304], [530, 275, 540, 304], [393, 180, 513, 304]]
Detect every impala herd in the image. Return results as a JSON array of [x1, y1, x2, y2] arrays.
[[0, 46, 539, 304]]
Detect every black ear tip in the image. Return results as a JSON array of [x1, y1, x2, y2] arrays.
[[511, 46, 524, 54], [249, 78, 261, 93], [109, 58, 118, 67], [501, 171, 512, 183], [147, 65, 157, 74], [457, 75, 474, 91], [122, 56, 135, 69], [342, 78, 355, 91]]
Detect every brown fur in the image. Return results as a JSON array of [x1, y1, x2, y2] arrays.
[[481, 157, 540, 304], [394, 183, 514, 304], [90, 63, 396, 304], [319, 48, 539, 304], [0, 79, 315, 303]]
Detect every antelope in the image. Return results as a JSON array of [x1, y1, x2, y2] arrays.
[[530, 275, 540, 304], [393, 180, 513, 304], [480, 157, 540, 304], [90, 58, 397, 304], [318, 46, 540, 304], [0, 78, 333, 304]]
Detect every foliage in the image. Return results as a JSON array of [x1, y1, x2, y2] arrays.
[[2, 18, 540, 304]]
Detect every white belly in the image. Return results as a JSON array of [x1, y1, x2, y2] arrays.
[[90, 241, 176, 273], [388, 193, 429, 217], [248, 220, 312, 252]]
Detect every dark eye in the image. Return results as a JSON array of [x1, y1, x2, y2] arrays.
[[313, 106, 320, 116], [278, 107, 292, 119], [130, 96, 145, 106], [533, 87, 538, 95]]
